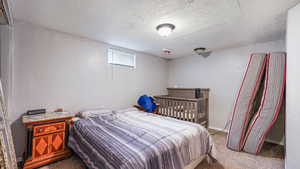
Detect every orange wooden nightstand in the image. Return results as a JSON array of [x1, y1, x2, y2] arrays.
[[22, 112, 76, 169]]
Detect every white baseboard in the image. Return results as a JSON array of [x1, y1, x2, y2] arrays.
[[208, 126, 228, 133], [208, 126, 284, 146], [265, 139, 284, 146]]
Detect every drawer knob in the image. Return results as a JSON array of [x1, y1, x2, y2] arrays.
[[39, 128, 43, 132]]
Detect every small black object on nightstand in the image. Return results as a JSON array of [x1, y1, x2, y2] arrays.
[[26, 109, 46, 115]]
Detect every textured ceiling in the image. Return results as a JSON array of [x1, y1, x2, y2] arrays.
[[11, 0, 300, 58]]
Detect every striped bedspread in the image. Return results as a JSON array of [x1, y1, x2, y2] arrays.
[[68, 108, 215, 169]]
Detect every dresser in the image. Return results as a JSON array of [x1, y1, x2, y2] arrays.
[[22, 112, 76, 169]]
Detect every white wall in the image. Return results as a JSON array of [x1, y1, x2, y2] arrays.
[[168, 40, 285, 143], [0, 25, 13, 115], [10, 22, 168, 158], [7, 21, 288, 159], [286, 3, 300, 169]]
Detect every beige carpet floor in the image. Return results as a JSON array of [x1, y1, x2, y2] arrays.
[[40, 131, 284, 169]]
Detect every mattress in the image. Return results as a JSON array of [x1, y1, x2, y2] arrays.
[[68, 109, 215, 169], [242, 52, 286, 154], [227, 53, 268, 151]]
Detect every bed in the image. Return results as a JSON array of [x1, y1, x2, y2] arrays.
[[68, 108, 215, 169]]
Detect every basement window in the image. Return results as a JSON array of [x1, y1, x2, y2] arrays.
[[108, 48, 136, 68]]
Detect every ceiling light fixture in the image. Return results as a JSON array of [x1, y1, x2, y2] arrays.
[[194, 47, 206, 55], [194, 47, 211, 58], [162, 48, 172, 54], [156, 23, 175, 37]]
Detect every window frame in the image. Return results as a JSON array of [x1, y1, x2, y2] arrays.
[[107, 48, 136, 68]]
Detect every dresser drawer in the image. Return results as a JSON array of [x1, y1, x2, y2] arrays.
[[33, 122, 65, 136]]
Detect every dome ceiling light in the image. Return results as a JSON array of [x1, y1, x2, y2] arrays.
[[194, 47, 212, 58], [156, 23, 175, 37], [162, 48, 172, 54]]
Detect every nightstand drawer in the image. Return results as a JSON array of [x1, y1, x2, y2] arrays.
[[33, 122, 65, 136]]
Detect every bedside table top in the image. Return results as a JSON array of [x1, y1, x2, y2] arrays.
[[22, 112, 77, 125]]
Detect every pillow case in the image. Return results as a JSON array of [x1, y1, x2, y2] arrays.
[[113, 107, 139, 114], [79, 108, 113, 118]]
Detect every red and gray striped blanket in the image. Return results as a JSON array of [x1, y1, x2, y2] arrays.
[[69, 109, 215, 169]]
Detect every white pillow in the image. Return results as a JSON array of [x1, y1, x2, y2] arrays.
[[79, 108, 113, 118], [113, 107, 139, 114]]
